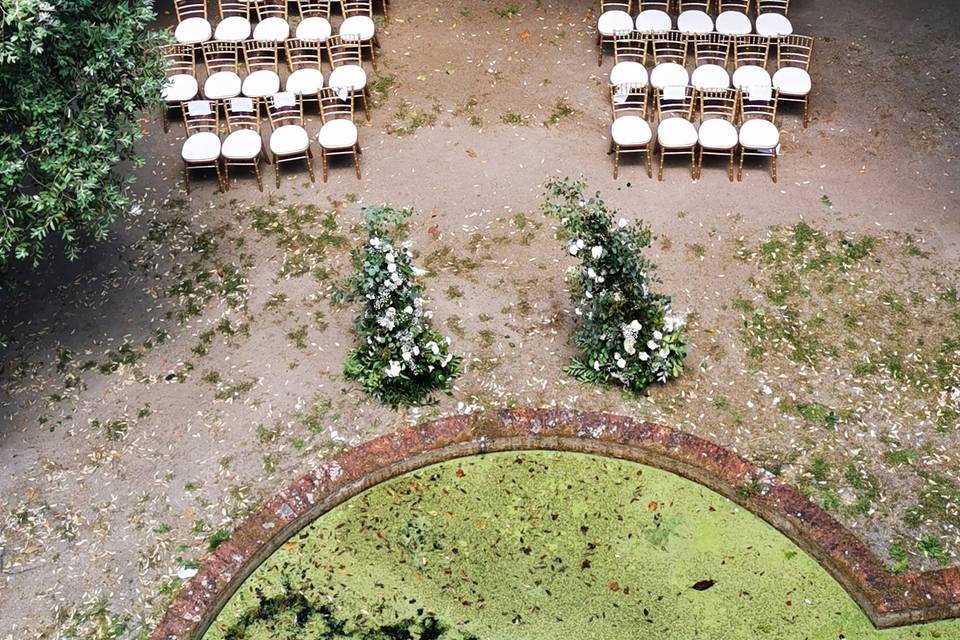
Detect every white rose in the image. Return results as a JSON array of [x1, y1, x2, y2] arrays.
[[647, 340, 658, 350], [387, 262, 397, 273], [617, 358, 626, 369], [587, 268, 597, 279], [591, 246, 603, 259], [630, 320, 641, 331], [618, 218, 628, 228], [385, 361, 402, 378], [653, 330, 663, 340], [576, 239, 585, 249], [638, 352, 649, 362], [569, 243, 579, 256]]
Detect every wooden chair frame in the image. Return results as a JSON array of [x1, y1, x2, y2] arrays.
[[696, 88, 739, 180], [318, 87, 362, 181], [677, 0, 712, 13], [181, 100, 223, 193], [734, 34, 770, 68], [203, 40, 241, 74], [637, 0, 671, 10], [756, 0, 789, 14], [254, 0, 288, 20], [285, 38, 325, 107], [326, 36, 371, 121], [613, 30, 648, 66], [610, 83, 653, 179], [776, 34, 813, 127], [243, 39, 280, 73], [718, 0, 750, 12], [161, 44, 197, 133], [266, 93, 316, 187], [655, 85, 697, 180], [298, 0, 332, 18], [738, 88, 779, 181], [222, 97, 266, 192], [597, 0, 634, 66], [340, 0, 380, 69], [217, 0, 250, 19], [694, 32, 731, 68], [174, 0, 207, 21], [651, 30, 689, 65]]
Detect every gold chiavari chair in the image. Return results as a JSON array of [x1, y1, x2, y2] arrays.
[[285, 38, 325, 108], [655, 84, 698, 180], [610, 31, 649, 87], [174, 0, 212, 45], [295, 0, 333, 42], [253, 0, 291, 42], [222, 97, 266, 191], [201, 41, 243, 101], [676, 0, 714, 36], [691, 33, 731, 91], [715, 0, 751, 36], [755, 0, 792, 36], [242, 40, 282, 100], [737, 86, 780, 182], [649, 30, 690, 90], [160, 44, 199, 133], [339, 0, 379, 69], [609, 83, 654, 179], [773, 34, 813, 127], [214, 0, 252, 42], [326, 35, 371, 121], [597, 0, 634, 66], [696, 88, 739, 180], [180, 100, 223, 193], [317, 87, 362, 181], [635, 0, 672, 33], [732, 34, 771, 91], [266, 92, 315, 186]]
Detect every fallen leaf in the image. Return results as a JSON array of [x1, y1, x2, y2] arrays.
[[608, 581, 620, 592], [647, 501, 658, 511], [465, 149, 477, 158], [691, 579, 715, 591], [455, 468, 465, 477], [519, 30, 530, 41]]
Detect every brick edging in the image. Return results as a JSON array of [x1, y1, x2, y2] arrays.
[[150, 409, 960, 638]]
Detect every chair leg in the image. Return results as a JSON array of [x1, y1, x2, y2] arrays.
[[645, 143, 653, 179], [183, 163, 191, 195], [223, 162, 230, 191], [162, 106, 169, 134], [360, 88, 371, 122], [306, 149, 316, 183], [353, 146, 361, 179], [253, 158, 263, 192], [215, 162, 224, 193], [771, 154, 778, 183], [738, 148, 745, 182], [275, 157, 281, 188], [657, 148, 665, 181], [613, 147, 619, 179], [368, 41, 378, 70], [727, 150, 734, 182], [321, 150, 329, 183], [597, 33, 603, 67], [803, 97, 809, 128], [690, 148, 697, 181]]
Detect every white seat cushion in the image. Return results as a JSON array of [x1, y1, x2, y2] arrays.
[[611, 116, 652, 146], [253, 16, 290, 41], [204, 71, 242, 99], [635, 9, 671, 33], [340, 15, 376, 41], [242, 70, 281, 98], [732, 65, 772, 90], [650, 62, 689, 89], [286, 68, 325, 96], [755, 13, 793, 37], [597, 10, 633, 36], [175, 17, 212, 44], [221, 129, 263, 159], [318, 119, 359, 149], [270, 125, 310, 155], [162, 74, 199, 103], [296, 16, 332, 40], [739, 119, 780, 149], [773, 67, 811, 96], [610, 61, 648, 86], [214, 16, 251, 41], [181, 132, 221, 162], [328, 64, 367, 91], [677, 10, 713, 35], [657, 117, 698, 148], [698, 119, 738, 149], [714, 11, 752, 35], [691, 64, 730, 90]]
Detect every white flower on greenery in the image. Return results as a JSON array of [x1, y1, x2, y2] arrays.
[[615, 353, 626, 369], [596, 275, 605, 284], [647, 340, 658, 350], [593, 360, 601, 371], [659, 348, 669, 358], [426, 341, 440, 355], [385, 251, 395, 263], [638, 352, 649, 362], [403, 306, 413, 314], [569, 243, 580, 256], [385, 361, 402, 378], [653, 330, 663, 340], [387, 262, 397, 273], [618, 218, 628, 228], [577, 239, 585, 249], [402, 351, 412, 362], [575, 308, 582, 316], [591, 246, 603, 259], [665, 314, 685, 332], [441, 353, 453, 367], [587, 267, 597, 280], [370, 237, 382, 248], [630, 320, 641, 331], [412, 266, 427, 277]]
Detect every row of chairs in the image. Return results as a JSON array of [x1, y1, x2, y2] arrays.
[[609, 31, 813, 126], [597, 0, 794, 64], [160, 37, 373, 133], [180, 91, 362, 194], [173, 0, 386, 46], [609, 85, 782, 182]]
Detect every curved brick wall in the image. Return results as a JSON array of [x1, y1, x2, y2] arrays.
[[151, 409, 960, 638]]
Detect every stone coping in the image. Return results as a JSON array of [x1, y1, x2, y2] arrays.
[[150, 409, 960, 638]]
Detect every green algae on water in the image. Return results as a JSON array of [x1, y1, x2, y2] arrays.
[[203, 452, 960, 639]]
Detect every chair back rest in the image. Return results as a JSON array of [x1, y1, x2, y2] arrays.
[[694, 33, 730, 67], [651, 30, 688, 65], [319, 87, 356, 122], [326, 35, 363, 67], [342, 0, 373, 17], [243, 40, 279, 73], [734, 34, 770, 67], [638, 0, 671, 10], [777, 34, 813, 69], [182, 100, 219, 135], [175, 0, 207, 21], [286, 39, 323, 69], [656, 85, 695, 119], [162, 44, 196, 77], [611, 83, 649, 120], [255, 0, 288, 19], [613, 31, 647, 65], [756, 0, 789, 14], [699, 88, 738, 120], [739, 87, 778, 122], [224, 97, 261, 132], [217, 0, 250, 19], [203, 41, 241, 73], [677, 0, 711, 12], [718, 0, 749, 12], [298, 0, 332, 18], [267, 92, 305, 129]]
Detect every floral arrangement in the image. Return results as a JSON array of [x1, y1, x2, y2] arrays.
[[543, 178, 687, 392], [343, 206, 461, 407]]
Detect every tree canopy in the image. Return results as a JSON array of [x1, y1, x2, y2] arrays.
[[0, 0, 165, 264]]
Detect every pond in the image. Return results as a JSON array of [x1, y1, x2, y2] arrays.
[[203, 452, 957, 639]]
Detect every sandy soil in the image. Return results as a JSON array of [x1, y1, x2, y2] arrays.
[[1, 0, 958, 637]]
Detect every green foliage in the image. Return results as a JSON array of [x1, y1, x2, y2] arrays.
[[543, 177, 687, 393], [343, 206, 461, 408], [0, 0, 166, 264]]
